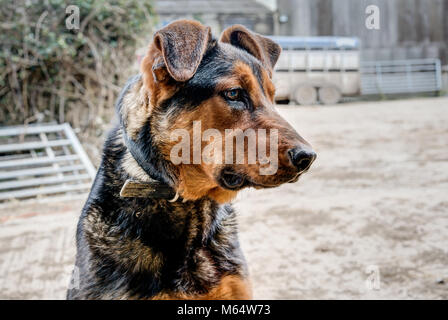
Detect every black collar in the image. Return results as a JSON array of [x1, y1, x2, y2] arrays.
[[120, 127, 177, 200]]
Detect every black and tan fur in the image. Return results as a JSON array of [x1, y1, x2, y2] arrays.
[[67, 20, 315, 300]]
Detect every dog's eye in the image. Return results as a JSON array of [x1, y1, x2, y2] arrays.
[[224, 88, 243, 101], [222, 88, 252, 111]]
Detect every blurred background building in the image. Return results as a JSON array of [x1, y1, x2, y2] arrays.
[[153, 0, 448, 65], [276, 0, 448, 64], [153, 0, 276, 35], [151, 0, 448, 98]]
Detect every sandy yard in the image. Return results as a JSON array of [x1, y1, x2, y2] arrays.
[[1, 96, 447, 299]]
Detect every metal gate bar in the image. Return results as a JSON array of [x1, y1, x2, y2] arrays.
[[361, 59, 442, 95], [0, 123, 96, 201]]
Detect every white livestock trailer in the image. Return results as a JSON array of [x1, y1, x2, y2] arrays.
[[269, 36, 361, 105]]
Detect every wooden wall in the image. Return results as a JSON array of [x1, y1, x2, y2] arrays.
[[277, 0, 448, 64]]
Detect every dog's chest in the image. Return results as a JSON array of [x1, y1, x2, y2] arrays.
[[81, 200, 244, 299]]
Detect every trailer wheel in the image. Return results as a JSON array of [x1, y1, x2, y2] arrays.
[[318, 86, 341, 105], [294, 85, 317, 105]]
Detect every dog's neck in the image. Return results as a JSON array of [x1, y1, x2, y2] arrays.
[[115, 75, 180, 201], [114, 74, 173, 183], [120, 128, 179, 201], [119, 134, 182, 201], [99, 127, 225, 239]]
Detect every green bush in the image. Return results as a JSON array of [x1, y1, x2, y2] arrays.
[[0, 0, 154, 133]]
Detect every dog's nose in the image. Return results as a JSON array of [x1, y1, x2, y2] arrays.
[[288, 148, 316, 173]]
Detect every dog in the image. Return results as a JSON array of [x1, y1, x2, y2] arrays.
[[67, 20, 316, 300]]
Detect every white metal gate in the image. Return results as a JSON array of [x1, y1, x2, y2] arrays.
[[0, 123, 95, 201], [361, 59, 442, 95]]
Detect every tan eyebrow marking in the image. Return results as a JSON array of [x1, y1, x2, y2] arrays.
[[215, 61, 263, 107]]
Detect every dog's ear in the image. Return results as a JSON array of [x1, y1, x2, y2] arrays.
[[152, 20, 212, 82], [220, 25, 281, 76]]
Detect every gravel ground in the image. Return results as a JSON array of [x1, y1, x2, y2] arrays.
[[1, 97, 447, 299]]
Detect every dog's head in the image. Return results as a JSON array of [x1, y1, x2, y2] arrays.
[[133, 20, 316, 203]]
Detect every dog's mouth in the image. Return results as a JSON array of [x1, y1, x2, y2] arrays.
[[218, 169, 302, 190]]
